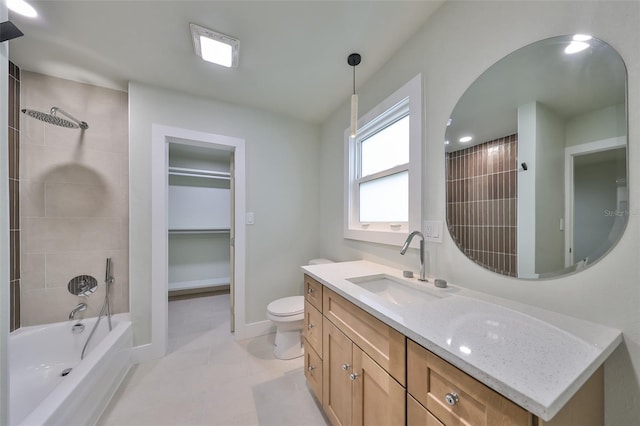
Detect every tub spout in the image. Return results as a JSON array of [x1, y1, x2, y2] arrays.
[[69, 303, 87, 320]]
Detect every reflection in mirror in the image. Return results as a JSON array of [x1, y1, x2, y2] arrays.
[[445, 35, 627, 279]]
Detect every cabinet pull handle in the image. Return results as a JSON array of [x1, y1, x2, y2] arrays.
[[445, 392, 460, 406], [341, 363, 350, 371], [308, 365, 315, 372], [307, 287, 314, 294], [308, 323, 314, 329], [349, 372, 359, 381]]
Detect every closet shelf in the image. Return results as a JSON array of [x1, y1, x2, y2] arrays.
[[168, 166, 231, 180], [169, 228, 230, 235]]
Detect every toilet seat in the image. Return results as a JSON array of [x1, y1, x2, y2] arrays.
[[267, 296, 304, 318]]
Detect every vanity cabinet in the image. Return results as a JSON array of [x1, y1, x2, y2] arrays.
[[303, 274, 604, 426]]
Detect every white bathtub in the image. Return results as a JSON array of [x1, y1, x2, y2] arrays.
[[9, 313, 132, 426]]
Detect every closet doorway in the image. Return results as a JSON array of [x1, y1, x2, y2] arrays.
[[151, 125, 246, 358], [167, 143, 235, 328]]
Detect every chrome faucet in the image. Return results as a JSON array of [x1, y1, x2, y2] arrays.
[[69, 302, 87, 320], [400, 230, 427, 281]]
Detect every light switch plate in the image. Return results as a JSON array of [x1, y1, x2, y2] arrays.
[[424, 220, 443, 243], [246, 212, 255, 225]]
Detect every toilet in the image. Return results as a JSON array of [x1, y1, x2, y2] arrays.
[[267, 258, 333, 359]]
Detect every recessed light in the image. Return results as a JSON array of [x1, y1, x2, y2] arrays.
[[565, 41, 589, 54], [446, 118, 452, 127], [572, 34, 592, 42], [459, 136, 472, 143], [190, 23, 239, 68], [7, 0, 37, 18], [444, 140, 449, 145]]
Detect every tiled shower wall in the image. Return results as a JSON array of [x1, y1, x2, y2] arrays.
[[20, 71, 129, 326], [446, 134, 518, 277], [8, 62, 20, 331]]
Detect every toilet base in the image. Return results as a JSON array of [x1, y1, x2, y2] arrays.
[[273, 328, 303, 360]]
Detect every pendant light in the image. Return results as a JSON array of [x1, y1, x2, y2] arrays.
[[348, 53, 361, 138]]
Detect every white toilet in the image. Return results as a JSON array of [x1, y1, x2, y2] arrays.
[[267, 258, 333, 359]]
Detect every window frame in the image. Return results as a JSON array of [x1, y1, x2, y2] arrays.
[[344, 74, 422, 246]]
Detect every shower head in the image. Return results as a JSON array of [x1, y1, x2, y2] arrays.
[[21, 107, 89, 130]]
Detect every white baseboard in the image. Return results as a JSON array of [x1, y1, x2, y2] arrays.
[[234, 320, 275, 340]]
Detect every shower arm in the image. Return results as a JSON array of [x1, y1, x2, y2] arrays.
[[50, 107, 89, 129]]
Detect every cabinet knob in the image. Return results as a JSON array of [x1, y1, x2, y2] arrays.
[[445, 392, 460, 406], [308, 365, 315, 372], [349, 372, 359, 381], [341, 363, 350, 371], [307, 287, 314, 294], [308, 323, 315, 329]]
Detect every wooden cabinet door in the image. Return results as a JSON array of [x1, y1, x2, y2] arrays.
[[352, 345, 405, 426], [323, 317, 353, 426], [304, 300, 323, 354], [408, 395, 444, 426], [304, 339, 323, 403]]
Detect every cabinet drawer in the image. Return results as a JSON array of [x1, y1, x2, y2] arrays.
[[407, 395, 444, 426], [304, 339, 323, 404], [304, 300, 323, 354], [407, 340, 532, 426], [323, 288, 405, 385], [304, 275, 323, 311]]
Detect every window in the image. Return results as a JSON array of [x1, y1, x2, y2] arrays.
[[344, 75, 422, 246]]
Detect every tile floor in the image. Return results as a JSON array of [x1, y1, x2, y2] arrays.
[[98, 293, 328, 426]]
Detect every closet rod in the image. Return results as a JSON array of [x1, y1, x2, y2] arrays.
[[168, 166, 231, 180], [169, 229, 231, 235]]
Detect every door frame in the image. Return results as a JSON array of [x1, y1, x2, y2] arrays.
[[151, 124, 246, 358], [563, 136, 626, 266]]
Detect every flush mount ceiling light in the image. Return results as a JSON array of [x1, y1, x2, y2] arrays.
[[190, 23, 239, 67], [459, 136, 473, 143], [7, 0, 37, 18], [565, 34, 592, 55], [348, 53, 361, 139]]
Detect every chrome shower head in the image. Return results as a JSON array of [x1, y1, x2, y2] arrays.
[[21, 107, 89, 130]]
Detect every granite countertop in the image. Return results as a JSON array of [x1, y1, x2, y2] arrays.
[[301, 260, 622, 421]]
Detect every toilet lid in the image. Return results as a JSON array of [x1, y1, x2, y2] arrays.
[[267, 296, 304, 316]]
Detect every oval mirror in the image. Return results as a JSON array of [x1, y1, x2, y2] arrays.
[[445, 35, 628, 279]]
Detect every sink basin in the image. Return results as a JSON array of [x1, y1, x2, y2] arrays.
[[346, 274, 443, 306]]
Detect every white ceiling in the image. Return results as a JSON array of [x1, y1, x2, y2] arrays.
[[8, 0, 445, 124]]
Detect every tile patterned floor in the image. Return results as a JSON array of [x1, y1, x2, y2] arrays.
[[98, 294, 328, 426]]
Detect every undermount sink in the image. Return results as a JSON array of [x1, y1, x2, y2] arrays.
[[346, 274, 443, 306]]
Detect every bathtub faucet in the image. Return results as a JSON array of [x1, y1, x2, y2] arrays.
[[69, 303, 87, 320]]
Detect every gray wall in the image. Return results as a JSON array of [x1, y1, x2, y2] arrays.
[[318, 1, 640, 424], [129, 82, 320, 344]]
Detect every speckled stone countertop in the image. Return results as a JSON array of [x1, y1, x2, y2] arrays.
[[301, 260, 622, 421]]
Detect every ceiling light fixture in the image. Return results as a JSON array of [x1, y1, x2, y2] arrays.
[[459, 136, 472, 143], [190, 23, 239, 68], [7, 0, 37, 18], [565, 34, 592, 55], [348, 53, 361, 139]]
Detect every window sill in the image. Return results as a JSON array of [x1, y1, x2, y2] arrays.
[[343, 227, 412, 247]]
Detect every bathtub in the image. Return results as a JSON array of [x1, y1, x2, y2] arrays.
[[9, 313, 132, 426]]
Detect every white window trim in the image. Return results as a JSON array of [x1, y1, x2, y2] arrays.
[[344, 74, 422, 246]]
